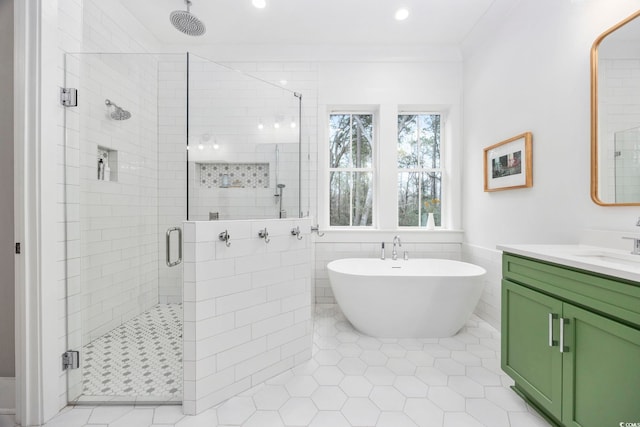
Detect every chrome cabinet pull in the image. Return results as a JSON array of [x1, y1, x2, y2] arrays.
[[559, 317, 568, 353], [548, 313, 558, 347], [166, 226, 182, 267]]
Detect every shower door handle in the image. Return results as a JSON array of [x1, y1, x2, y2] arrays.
[[166, 226, 182, 267]]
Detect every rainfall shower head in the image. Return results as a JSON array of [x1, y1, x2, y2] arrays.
[[105, 99, 132, 121], [170, 0, 206, 36]]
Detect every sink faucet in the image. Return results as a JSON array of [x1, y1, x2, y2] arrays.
[[392, 235, 402, 260], [624, 217, 640, 255], [623, 236, 640, 255]]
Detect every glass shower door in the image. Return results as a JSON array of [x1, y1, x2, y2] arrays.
[[64, 53, 186, 404], [186, 54, 302, 220]]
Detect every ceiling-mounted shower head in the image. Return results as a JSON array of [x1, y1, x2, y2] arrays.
[[170, 0, 206, 36], [105, 99, 132, 121]]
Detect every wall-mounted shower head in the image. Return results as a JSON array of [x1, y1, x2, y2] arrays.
[[170, 0, 206, 36], [105, 99, 132, 121]]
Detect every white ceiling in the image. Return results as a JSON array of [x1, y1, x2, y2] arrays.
[[121, 0, 500, 47]]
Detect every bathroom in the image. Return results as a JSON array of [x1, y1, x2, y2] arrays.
[[2, 0, 640, 426]]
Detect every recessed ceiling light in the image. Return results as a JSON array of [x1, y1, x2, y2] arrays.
[[280, 79, 288, 86], [252, 0, 266, 9], [395, 8, 409, 21]]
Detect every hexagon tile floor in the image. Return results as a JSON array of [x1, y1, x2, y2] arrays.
[[41, 304, 550, 427]]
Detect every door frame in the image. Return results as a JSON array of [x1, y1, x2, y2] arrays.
[[14, 0, 47, 424]]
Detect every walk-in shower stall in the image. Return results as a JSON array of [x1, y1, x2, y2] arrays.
[[63, 52, 304, 404]]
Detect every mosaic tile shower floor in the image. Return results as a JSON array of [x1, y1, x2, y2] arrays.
[[81, 304, 182, 399]]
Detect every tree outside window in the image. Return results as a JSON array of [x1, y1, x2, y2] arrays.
[[329, 113, 374, 226], [397, 113, 442, 227]]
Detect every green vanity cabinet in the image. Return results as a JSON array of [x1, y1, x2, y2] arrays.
[[502, 280, 563, 420], [501, 253, 640, 427]]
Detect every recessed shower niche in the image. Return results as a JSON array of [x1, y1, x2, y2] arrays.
[[97, 146, 118, 182], [198, 162, 270, 188]]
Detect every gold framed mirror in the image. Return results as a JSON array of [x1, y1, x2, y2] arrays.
[[591, 10, 640, 206]]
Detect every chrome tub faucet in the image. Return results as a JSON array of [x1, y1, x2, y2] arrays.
[[392, 235, 402, 260]]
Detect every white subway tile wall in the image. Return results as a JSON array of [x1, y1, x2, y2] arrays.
[[462, 244, 503, 331], [182, 219, 313, 414], [77, 52, 161, 344], [159, 57, 314, 222], [60, 0, 169, 404], [225, 61, 319, 222]]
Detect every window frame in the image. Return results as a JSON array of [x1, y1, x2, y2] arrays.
[[396, 111, 445, 229], [326, 110, 377, 229]]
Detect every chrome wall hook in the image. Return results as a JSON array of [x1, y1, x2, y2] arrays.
[[291, 226, 303, 240], [218, 230, 231, 247], [259, 228, 270, 243], [311, 224, 325, 237]]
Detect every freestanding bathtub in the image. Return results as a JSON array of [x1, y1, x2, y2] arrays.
[[327, 258, 486, 338]]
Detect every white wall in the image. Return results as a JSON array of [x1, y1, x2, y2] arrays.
[[462, 0, 640, 330], [317, 61, 464, 231]]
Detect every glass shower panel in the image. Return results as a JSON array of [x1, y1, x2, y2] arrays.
[[64, 53, 186, 404], [187, 54, 302, 220]]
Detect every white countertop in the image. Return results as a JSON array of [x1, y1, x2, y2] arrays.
[[497, 244, 640, 283]]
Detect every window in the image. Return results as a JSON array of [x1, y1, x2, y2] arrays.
[[328, 113, 374, 226], [397, 113, 442, 227]]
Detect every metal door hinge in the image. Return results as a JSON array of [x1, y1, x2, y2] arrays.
[[62, 350, 80, 370], [15, 242, 20, 254], [60, 87, 78, 107]]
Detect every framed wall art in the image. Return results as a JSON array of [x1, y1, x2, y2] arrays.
[[483, 132, 533, 192]]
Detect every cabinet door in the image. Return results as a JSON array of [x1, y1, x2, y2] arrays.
[[502, 280, 563, 420], [562, 303, 640, 427]]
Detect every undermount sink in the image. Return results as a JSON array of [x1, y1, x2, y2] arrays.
[[571, 249, 640, 268]]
